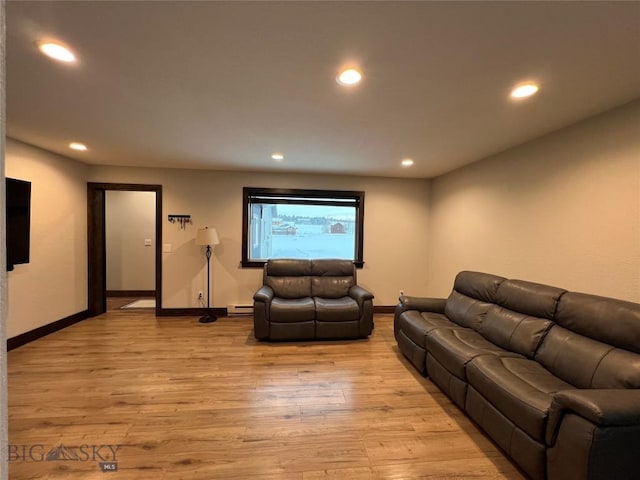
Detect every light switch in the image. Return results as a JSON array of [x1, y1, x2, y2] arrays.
[[144, 238, 152, 246], [162, 243, 172, 253]]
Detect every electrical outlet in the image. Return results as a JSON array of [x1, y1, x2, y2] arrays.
[[198, 291, 203, 300]]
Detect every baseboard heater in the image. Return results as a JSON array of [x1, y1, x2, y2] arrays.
[[227, 304, 254, 316]]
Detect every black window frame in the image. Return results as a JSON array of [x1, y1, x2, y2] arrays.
[[241, 187, 365, 268]]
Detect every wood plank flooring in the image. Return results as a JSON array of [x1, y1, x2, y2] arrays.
[[7, 312, 525, 479]]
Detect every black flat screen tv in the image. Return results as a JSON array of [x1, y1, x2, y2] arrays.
[[6, 178, 31, 271]]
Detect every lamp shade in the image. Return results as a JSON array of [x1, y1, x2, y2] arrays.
[[195, 227, 220, 246]]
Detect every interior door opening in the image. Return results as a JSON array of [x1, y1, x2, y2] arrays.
[[87, 183, 162, 317]]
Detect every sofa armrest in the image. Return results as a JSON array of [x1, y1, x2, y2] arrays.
[[253, 285, 274, 303], [546, 389, 640, 445], [349, 285, 374, 307], [398, 296, 446, 314]]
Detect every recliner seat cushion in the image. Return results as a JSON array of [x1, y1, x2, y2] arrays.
[[467, 355, 573, 442], [426, 328, 522, 381], [270, 297, 315, 323], [315, 297, 360, 321]]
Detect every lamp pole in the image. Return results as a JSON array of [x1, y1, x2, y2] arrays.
[[200, 244, 216, 323], [196, 227, 220, 324]]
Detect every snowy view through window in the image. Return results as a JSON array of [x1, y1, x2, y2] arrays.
[[249, 203, 356, 261]]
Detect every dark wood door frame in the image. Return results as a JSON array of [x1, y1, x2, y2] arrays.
[[87, 183, 162, 317]]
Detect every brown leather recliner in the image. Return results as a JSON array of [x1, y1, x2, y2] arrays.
[[253, 259, 374, 340]]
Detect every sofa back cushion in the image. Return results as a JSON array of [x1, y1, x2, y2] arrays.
[[535, 325, 640, 389], [309, 259, 355, 298], [495, 279, 566, 319], [555, 292, 640, 354], [444, 271, 506, 330], [479, 306, 553, 358], [264, 259, 312, 299]]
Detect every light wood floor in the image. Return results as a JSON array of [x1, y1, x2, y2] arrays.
[[7, 312, 525, 479]]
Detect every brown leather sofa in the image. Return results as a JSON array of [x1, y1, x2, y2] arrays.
[[394, 271, 640, 480], [253, 259, 374, 340]]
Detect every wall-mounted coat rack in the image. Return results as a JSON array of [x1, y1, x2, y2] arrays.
[[168, 214, 192, 229]]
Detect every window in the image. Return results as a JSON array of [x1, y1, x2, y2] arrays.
[[242, 187, 365, 267]]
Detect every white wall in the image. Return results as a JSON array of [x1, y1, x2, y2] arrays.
[[87, 167, 431, 308], [427, 100, 640, 302], [5, 139, 88, 337], [106, 190, 156, 291]]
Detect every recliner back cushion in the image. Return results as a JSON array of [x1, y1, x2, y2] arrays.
[[495, 279, 565, 319], [443, 271, 506, 331], [555, 292, 640, 354], [309, 259, 355, 298], [266, 276, 311, 299], [453, 271, 506, 302], [311, 259, 355, 277], [265, 259, 312, 277], [479, 305, 553, 358], [444, 292, 494, 331], [264, 259, 313, 299], [312, 277, 354, 298], [535, 326, 640, 389]]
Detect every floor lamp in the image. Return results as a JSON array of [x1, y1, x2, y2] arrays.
[[196, 227, 220, 323]]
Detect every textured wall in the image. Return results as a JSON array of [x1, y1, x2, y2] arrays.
[[427, 100, 640, 302], [88, 167, 431, 308], [5, 139, 88, 338]]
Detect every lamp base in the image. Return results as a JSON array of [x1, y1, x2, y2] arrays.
[[199, 313, 217, 323]]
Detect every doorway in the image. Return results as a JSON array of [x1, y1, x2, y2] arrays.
[[87, 183, 162, 317]]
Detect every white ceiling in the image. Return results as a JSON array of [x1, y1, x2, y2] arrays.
[[6, 1, 640, 178]]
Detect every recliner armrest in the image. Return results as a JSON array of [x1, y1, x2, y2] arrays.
[[349, 285, 374, 306], [253, 285, 274, 303], [398, 296, 446, 314], [546, 389, 640, 445]]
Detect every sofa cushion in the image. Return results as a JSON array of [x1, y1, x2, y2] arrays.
[[310, 259, 354, 277], [315, 297, 359, 322], [479, 305, 553, 358], [444, 292, 495, 331], [443, 271, 506, 330], [312, 276, 354, 298], [397, 310, 463, 347], [453, 271, 506, 302], [265, 258, 312, 276], [266, 276, 311, 299], [467, 355, 573, 442], [270, 297, 315, 323], [536, 325, 640, 389], [426, 328, 522, 381], [555, 292, 640, 354], [495, 279, 566, 320]]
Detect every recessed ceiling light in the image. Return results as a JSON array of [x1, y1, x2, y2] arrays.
[[38, 42, 77, 63], [337, 68, 362, 86], [401, 158, 414, 167], [271, 153, 284, 161], [511, 83, 539, 99], [69, 142, 88, 151]]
